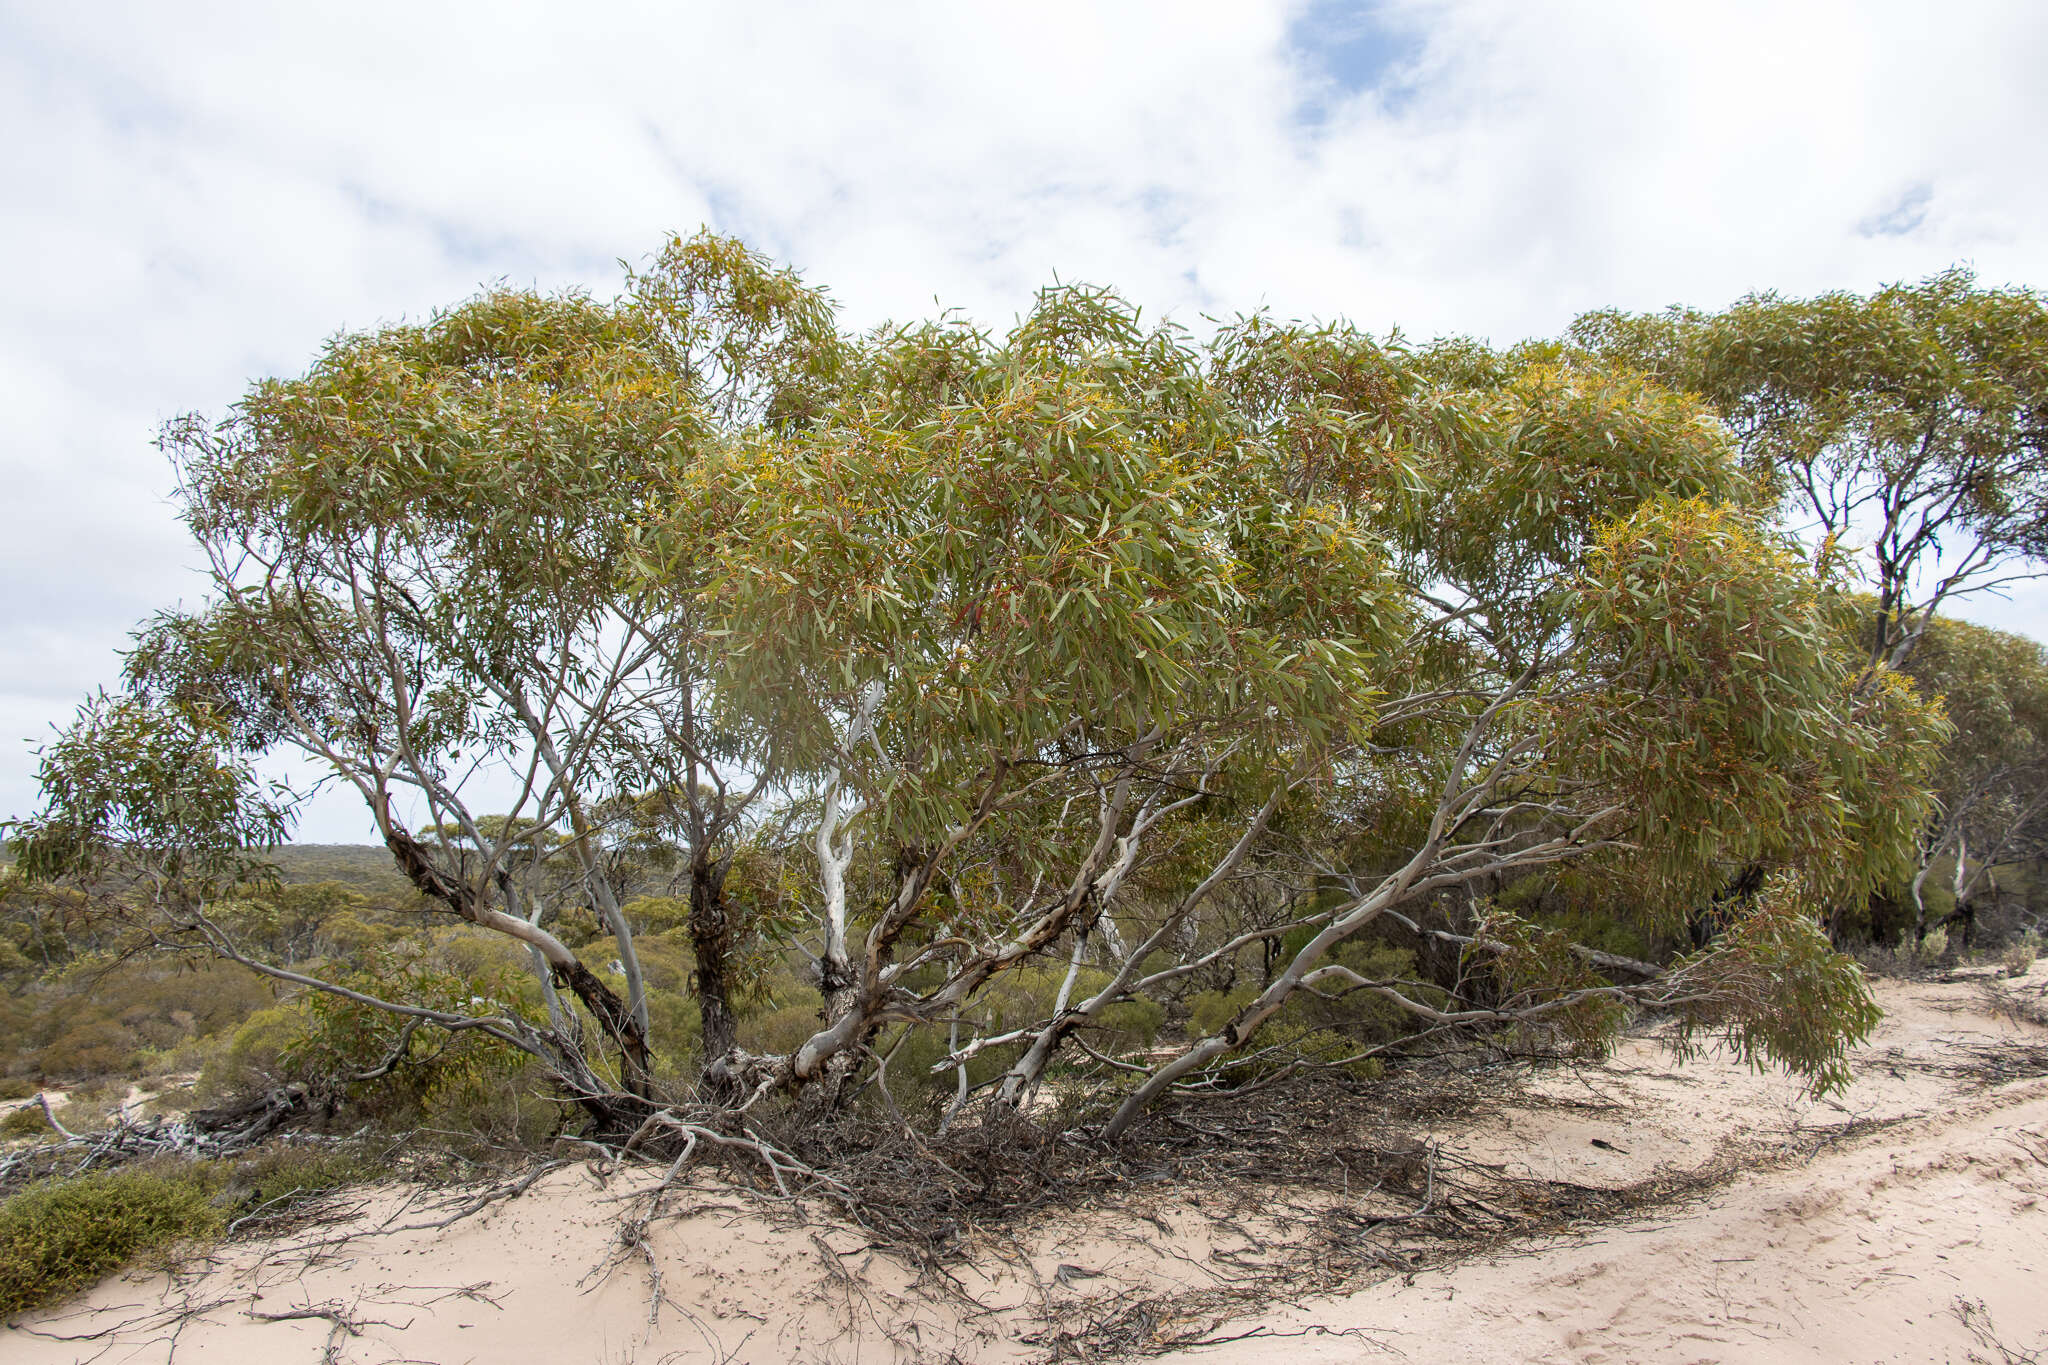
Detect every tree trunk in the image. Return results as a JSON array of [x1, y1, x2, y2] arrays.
[[551, 957, 655, 1095], [690, 855, 741, 1083], [383, 825, 653, 1097]]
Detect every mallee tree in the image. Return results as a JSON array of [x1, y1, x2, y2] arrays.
[[9, 236, 1954, 1151]]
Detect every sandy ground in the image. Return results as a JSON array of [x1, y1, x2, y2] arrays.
[[5, 968, 2045, 1364], [1196, 972, 2048, 1365]]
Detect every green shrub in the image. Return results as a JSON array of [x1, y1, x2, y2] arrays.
[[739, 1002, 826, 1058], [0, 1171, 222, 1316], [190, 933, 555, 1145], [1, 1104, 50, 1139], [201, 1145, 377, 1217], [1188, 985, 1256, 1039], [195, 1006, 306, 1105], [644, 986, 702, 1084], [1183, 940, 1424, 1079], [886, 1017, 1020, 1111], [1094, 993, 1166, 1054], [35, 1018, 135, 1080], [1221, 1022, 1383, 1083]]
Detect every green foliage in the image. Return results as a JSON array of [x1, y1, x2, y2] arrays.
[[1470, 909, 1630, 1060], [1291, 941, 1434, 1037], [0, 1170, 222, 1316], [264, 845, 419, 900], [1221, 1023, 1384, 1083], [7, 692, 288, 891], [1671, 879, 1885, 1094], [1559, 497, 1945, 916], [1495, 873, 1660, 963], [1188, 986, 1252, 1040], [0, 1144, 377, 1318], [1410, 360, 1747, 625], [1188, 940, 1423, 1076], [2, 959, 274, 1087], [1901, 617, 2048, 892], [1186, 982, 1384, 1080], [738, 1002, 825, 1060], [36, 1018, 135, 1080], [198, 1145, 377, 1217], [1, 1105, 50, 1139], [8, 236, 1981, 1132], [684, 285, 1408, 843], [291, 945, 543, 1132], [1573, 270, 2048, 669], [196, 932, 551, 1143], [197, 1006, 304, 1103]]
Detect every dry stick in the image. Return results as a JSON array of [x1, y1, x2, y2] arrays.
[[384, 1160, 566, 1234], [9, 1294, 241, 1349], [939, 1018, 972, 1134], [35, 1092, 78, 1140]]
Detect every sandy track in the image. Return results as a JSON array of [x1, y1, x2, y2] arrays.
[[1198, 1073, 2048, 1364], [6, 969, 2046, 1364]]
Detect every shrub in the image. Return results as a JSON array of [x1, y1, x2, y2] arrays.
[[200, 1145, 378, 1219], [1093, 992, 1167, 1055], [1, 1104, 50, 1139], [739, 1002, 826, 1059], [195, 1006, 306, 1105], [35, 1018, 134, 1080], [0, 1170, 221, 1316], [2006, 932, 2040, 979], [1220, 1022, 1383, 1083], [1188, 985, 1255, 1039]]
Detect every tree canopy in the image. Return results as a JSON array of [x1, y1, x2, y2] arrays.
[[1572, 269, 2048, 672], [8, 236, 1970, 1149]]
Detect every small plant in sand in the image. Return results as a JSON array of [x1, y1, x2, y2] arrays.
[[2006, 932, 2040, 980]]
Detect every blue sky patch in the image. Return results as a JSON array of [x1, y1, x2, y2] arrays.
[[1287, 0, 1423, 126], [1858, 182, 1933, 239]]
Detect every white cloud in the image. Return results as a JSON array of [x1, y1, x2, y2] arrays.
[[3, 0, 2043, 838]]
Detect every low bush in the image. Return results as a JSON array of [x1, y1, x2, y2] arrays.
[[0, 1169, 222, 1316], [196, 1144, 379, 1224], [0, 1104, 50, 1139], [195, 1005, 305, 1105]]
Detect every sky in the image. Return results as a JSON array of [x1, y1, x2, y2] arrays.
[[3, 0, 2046, 841]]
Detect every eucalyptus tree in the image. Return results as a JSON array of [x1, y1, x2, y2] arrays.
[[1572, 270, 2048, 673], [23, 233, 841, 1108], [683, 293, 1940, 1130], [1895, 616, 2048, 938], [11, 241, 1947, 1146]]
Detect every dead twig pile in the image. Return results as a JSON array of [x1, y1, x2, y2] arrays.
[[0, 1085, 340, 1192], [1981, 977, 2048, 1031]]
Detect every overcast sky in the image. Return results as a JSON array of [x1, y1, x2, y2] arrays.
[[4, 0, 2045, 841]]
